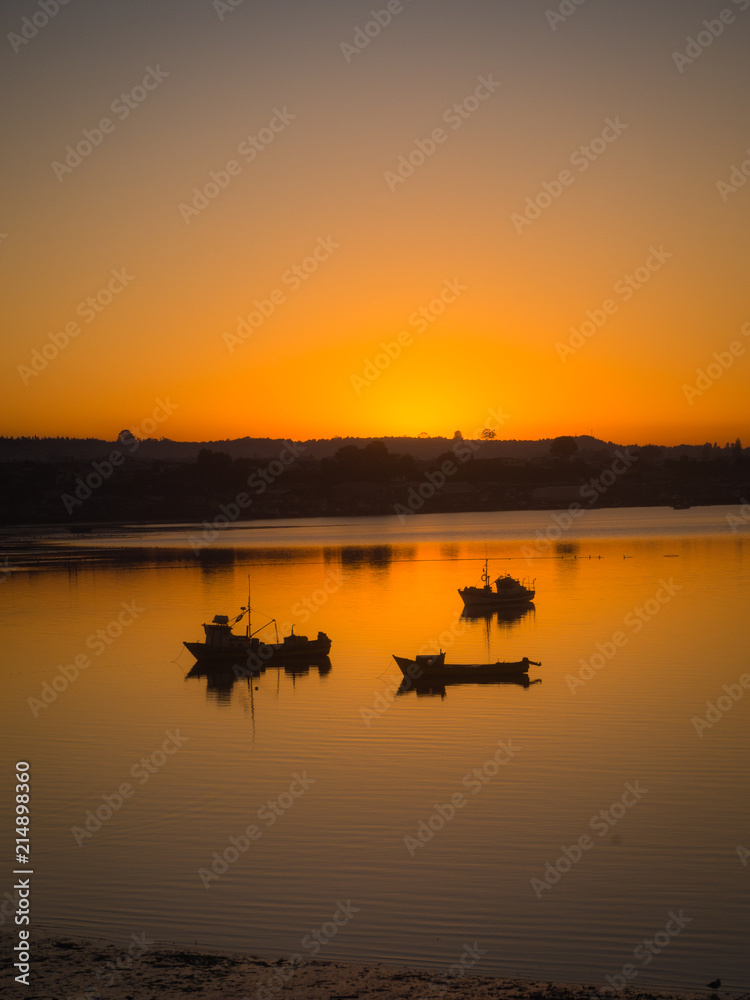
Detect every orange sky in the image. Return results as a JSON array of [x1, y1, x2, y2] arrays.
[[2, 0, 749, 445]]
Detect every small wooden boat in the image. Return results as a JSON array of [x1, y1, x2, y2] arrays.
[[393, 653, 540, 682]]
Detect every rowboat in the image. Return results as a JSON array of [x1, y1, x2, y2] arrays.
[[393, 653, 540, 683]]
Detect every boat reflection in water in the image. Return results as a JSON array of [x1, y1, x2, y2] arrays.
[[396, 673, 542, 700], [460, 603, 536, 629], [185, 656, 332, 705]]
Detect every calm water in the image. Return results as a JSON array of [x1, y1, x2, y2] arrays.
[[2, 508, 749, 990]]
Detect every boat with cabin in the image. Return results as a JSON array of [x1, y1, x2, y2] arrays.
[[184, 599, 331, 667], [458, 559, 535, 609]]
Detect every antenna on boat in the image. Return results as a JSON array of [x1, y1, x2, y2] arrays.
[[246, 574, 251, 638]]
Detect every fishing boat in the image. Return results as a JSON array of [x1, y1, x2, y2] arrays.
[[184, 599, 331, 666], [393, 653, 540, 682], [458, 559, 535, 609]]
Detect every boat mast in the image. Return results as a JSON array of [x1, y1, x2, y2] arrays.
[[481, 558, 490, 588], [246, 575, 251, 638]]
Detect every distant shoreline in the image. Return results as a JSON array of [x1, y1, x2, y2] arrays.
[[0, 498, 745, 537], [0, 504, 745, 576]]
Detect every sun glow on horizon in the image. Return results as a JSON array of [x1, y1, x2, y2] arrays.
[[1, 1, 749, 447]]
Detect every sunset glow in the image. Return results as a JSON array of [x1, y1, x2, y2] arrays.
[[3, 0, 749, 444]]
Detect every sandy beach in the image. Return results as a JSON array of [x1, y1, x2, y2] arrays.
[[1, 934, 717, 1000]]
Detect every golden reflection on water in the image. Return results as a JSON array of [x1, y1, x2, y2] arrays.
[[1, 515, 748, 987]]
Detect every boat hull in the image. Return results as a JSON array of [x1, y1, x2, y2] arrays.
[[393, 654, 538, 682], [458, 588, 535, 608], [184, 637, 332, 665]]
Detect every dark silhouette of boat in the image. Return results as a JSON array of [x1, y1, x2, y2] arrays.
[[393, 652, 540, 683], [458, 559, 535, 609], [183, 596, 331, 666]]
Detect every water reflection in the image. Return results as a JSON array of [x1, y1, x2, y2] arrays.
[[185, 656, 332, 704], [342, 545, 391, 568], [396, 675, 542, 700], [460, 604, 536, 629], [3, 512, 748, 988]]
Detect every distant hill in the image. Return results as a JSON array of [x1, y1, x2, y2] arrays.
[[0, 434, 720, 464]]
